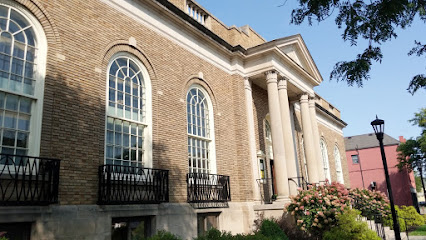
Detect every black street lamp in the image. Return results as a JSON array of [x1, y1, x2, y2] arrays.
[[371, 116, 401, 240]]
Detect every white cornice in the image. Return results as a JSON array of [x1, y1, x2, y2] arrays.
[[293, 102, 344, 135], [101, 0, 322, 92], [102, 0, 237, 74]]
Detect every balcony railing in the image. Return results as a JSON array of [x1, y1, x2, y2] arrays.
[[288, 177, 310, 191], [0, 154, 60, 205], [98, 164, 169, 205], [187, 173, 230, 204]]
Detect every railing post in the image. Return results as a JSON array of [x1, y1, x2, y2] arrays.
[[106, 165, 111, 203]]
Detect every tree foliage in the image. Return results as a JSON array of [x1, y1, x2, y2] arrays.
[[291, 0, 426, 94], [397, 108, 426, 198]]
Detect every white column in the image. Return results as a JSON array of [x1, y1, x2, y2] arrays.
[[244, 77, 261, 202], [309, 96, 325, 182], [300, 93, 319, 183], [265, 70, 289, 200], [277, 78, 298, 195]]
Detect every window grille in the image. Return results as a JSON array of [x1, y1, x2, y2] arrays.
[[187, 86, 214, 173], [0, 5, 38, 156], [320, 139, 331, 181], [106, 56, 147, 168], [334, 145, 344, 184]]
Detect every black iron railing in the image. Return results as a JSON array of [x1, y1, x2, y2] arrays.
[[187, 173, 230, 203], [288, 177, 310, 191], [256, 178, 273, 204], [98, 165, 169, 205], [363, 214, 386, 240], [0, 154, 60, 205]]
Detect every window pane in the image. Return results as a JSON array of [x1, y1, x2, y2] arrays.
[[16, 132, 28, 147], [106, 131, 113, 144], [0, 32, 12, 55], [17, 114, 30, 131], [3, 130, 15, 146], [11, 58, 23, 75], [23, 78, 34, 95], [5, 94, 18, 111], [0, 54, 10, 71], [13, 41, 25, 59], [26, 46, 35, 61], [19, 97, 31, 113], [4, 111, 16, 128], [10, 9, 29, 29]]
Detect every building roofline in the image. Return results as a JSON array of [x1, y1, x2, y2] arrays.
[[315, 103, 347, 127], [153, 0, 247, 54]]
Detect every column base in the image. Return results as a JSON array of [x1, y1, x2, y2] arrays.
[[275, 195, 291, 203]]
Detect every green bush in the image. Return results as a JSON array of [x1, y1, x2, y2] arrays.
[[194, 228, 234, 240], [258, 219, 289, 240], [384, 206, 424, 231], [194, 220, 288, 240], [322, 209, 381, 240], [147, 230, 182, 240]]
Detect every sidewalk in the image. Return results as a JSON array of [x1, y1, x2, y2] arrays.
[[386, 236, 426, 240]]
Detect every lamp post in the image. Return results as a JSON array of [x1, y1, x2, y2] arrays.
[[371, 116, 401, 240]]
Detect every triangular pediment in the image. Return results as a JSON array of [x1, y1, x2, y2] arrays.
[[276, 35, 322, 82]]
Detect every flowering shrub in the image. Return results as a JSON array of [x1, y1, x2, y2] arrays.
[[350, 188, 391, 219], [285, 182, 351, 235]]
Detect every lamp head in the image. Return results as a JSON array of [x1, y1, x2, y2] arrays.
[[371, 115, 384, 140]]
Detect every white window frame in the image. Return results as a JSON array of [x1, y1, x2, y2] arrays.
[[264, 119, 273, 160], [320, 138, 331, 181], [334, 145, 344, 184], [104, 52, 152, 168], [186, 84, 216, 174], [0, 2, 47, 157]]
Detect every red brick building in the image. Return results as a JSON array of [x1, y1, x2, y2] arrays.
[[345, 134, 416, 206]]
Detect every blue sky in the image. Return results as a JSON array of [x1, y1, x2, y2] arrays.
[[196, 0, 426, 140]]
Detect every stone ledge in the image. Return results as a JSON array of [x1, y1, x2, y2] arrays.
[[253, 202, 286, 211]]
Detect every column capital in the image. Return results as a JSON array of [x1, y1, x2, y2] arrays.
[[265, 70, 278, 84], [243, 77, 252, 91], [309, 95, 317, 108], [300, 93, 309, 103], [277, 77, 288, 90]]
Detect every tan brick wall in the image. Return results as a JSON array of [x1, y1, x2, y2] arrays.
[[317, 123, 351, 188], [13, 0, 255, 205], [209, 20, 265, 49], [251, 84, 269, 156]]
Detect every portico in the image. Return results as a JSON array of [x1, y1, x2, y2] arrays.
[[242, 35, 327, 202]]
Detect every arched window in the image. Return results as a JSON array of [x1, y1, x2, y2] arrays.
[[320, 138, 331, 181], [187, 85, 215, 173], [334, 145, 344, 184], [105, 54, 151, 168], [0, 4, 46, 157], [264, 120, 273, 160]]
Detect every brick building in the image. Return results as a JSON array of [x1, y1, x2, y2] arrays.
[[0, 0, 349, 239], [345, 134, 416, 206]]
